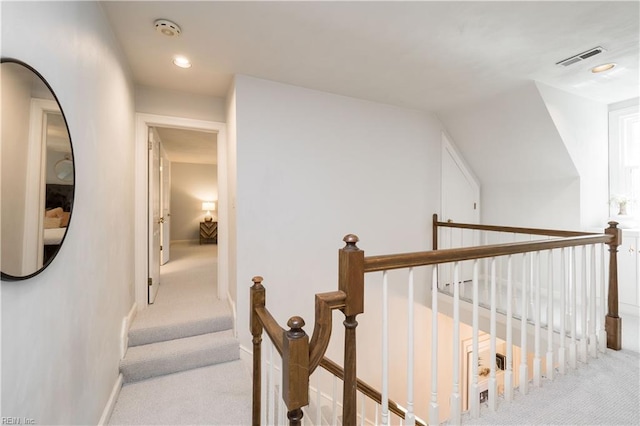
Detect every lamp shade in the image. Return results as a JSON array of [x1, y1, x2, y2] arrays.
[[202, 202, 215, 211]]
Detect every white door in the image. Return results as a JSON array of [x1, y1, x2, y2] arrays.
[[148, 129, 161, 303], [441, 134, 479, 225], [160, 155, 171, 265], [441, 132, 480, 287]]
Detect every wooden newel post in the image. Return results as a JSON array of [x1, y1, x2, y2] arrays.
[[339, 234, 364, 426], [283, 316, 309, 426], [250, 276, 265, 426], [605, 222, 622, 350]]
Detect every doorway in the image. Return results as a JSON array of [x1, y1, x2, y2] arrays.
[[135, 113, 228, 309]]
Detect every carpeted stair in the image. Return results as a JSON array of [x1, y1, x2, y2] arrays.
[[120, 297, 239, 383]]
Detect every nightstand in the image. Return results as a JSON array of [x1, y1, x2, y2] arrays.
[[200, 221, 218, 244]]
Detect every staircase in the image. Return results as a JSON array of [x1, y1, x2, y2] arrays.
[[120, 299, 239, 383], [108, 242, 251, 425]]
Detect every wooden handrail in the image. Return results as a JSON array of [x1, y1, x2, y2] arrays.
[[432, 213, 593, 238], [255, 306, 285, 355], [319, 357, 427, 426], [365, 234, 612, 272]]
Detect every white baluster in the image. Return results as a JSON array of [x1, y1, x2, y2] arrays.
[[598, 244, 607, 353], [489, 258, 498, 411], [277, 367, 284, 426], [470, 260, 480, 418], [261, 333, 268, 425], [520, 253, 529, 395], [360, 392, 365, 426], [450, 262, 461, 424], [315, 371, 321, 426], [505, 255, 514, 401], [268, 341, 275, 425], [559, 248, 567, 375], [569, 247, 577, 369], [546, 250, 554, 381], [429, 266, 439, 424], [332, 374, 338, 426], [533, 251, 542, 387], [589, 245, 598, 358], [580, 246, 588, 363], [406, 268, 415, 426], [375, 403, 379, 425], [382, 270, 389, 425]]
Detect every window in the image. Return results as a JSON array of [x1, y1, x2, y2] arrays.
[[609, 103, 640, 219]]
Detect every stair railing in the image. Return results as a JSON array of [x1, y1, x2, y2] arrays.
[[251, 217, 621, 425]]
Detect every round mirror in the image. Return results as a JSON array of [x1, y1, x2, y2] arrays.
[[1, 58, 75, 281]]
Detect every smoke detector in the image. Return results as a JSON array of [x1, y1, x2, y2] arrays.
[[154, 19, 182, 37]]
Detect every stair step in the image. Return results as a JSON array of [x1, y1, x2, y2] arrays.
[[120, 330, 239, 383], [128, 303, 233, 346]]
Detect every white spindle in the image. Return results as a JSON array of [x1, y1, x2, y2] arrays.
[[505, 256, 514, 401], [580, 246, 588, 363], [533, 251, 542, 387], [429, 266, 439, 424], [261, 334, 268, 425], [278, 371, 284, 426], [520, 253, 529, 395], [406, 268, 415, 426], [598, 244, 607, 353], [450, 262, 461, 424], [315, 371, 321, 426], [268, 341, 275, 425], [489, 258, 498, 411], [332, 375, 338, 426], [589, 245, 598, 358], [546, 250, 554, 381], [375, 403, 379, 425], [382, 270, 389, 425], [570, 247, 577, 369], [559, 248, 567, 375], [360, 392, 365, 426], [470, 260, 480, 418]]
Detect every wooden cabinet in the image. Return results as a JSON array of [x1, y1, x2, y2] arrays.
[[200, 221, 218, 244]]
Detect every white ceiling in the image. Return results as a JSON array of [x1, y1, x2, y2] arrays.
[[102, 1, 639, 113]]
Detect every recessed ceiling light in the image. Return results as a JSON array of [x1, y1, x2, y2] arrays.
[[173, 56, 192, 69], [591, 63, 616, 74], [154, 19, 181, 37]]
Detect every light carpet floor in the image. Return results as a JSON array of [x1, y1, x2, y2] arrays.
[[108, 360, 252, 425], [467, 348, 640, 425]]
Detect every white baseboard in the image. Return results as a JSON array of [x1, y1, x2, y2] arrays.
[[120, 302, 137, 359], [98, 373, 123, 426], [240, 344, 252, 364]]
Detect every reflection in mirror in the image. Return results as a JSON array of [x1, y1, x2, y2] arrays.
[[1, 59, 75, 280]]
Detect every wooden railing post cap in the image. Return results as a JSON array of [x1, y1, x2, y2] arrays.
[[343, 234, 360, 250], [287, 316, 306, 331], [606, 221, 622, 245], [252, 276, 264, 286]]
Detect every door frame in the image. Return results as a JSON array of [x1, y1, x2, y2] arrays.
[[135, 113, 228, 309], [441, 131, 480, 222]]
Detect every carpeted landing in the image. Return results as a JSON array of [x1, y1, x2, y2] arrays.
[[109, 242, 251, 425]]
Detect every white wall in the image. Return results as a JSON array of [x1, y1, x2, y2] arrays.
[[225, 80, 238, 305], [1, 2, 136, 424], [135, 85, 226, 122], [439, 82, 581, 229], [536, 82, 609, 229], [232, 74, 443, 401], [170, 162, 218, 241]]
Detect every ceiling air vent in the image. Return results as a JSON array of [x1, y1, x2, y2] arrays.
[[556, 46, 606, 67]]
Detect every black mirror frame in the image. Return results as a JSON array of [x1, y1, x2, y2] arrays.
[[1, 58, 76, 281]]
